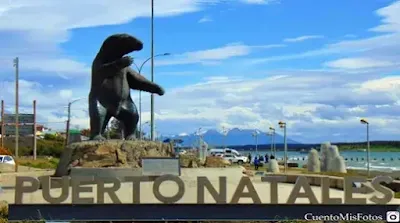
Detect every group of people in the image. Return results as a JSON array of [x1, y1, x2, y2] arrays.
[[247, 153, 276, 170]]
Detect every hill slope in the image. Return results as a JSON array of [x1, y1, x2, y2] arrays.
[[164, 128, 299, 147]]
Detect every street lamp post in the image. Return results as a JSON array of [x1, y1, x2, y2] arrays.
[[279, 121, 287, 173], [65, 98, 84, 146], [132, 53, 170, 140], [13, 57, 19, 159], [222, 126, 228, 149], [141, 121, 150, 140], [252, 131, 259, 154], [269, 127, 276, 157], [360, 118, 370, 177]]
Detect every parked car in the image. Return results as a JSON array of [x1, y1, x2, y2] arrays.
[[222, 154, 248, 165], [0, 155, 16, 166]]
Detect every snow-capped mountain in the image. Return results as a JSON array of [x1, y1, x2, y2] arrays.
[[162, 128, 299, 147]]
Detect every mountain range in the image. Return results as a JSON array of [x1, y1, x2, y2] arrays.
[[162, 128, 300, 148]]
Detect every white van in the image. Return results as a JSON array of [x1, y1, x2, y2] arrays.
[[210, 148, 241, 156]]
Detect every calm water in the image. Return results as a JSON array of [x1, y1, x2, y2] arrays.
[[239, 150, 400, 172]]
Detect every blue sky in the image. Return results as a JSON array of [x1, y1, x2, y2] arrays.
[[0, 0, 399, 143]]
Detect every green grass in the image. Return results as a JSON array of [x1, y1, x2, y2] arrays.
[[17, 157, 59, 169], [339, 145, 400, 152]]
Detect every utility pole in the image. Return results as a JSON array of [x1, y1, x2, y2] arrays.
[[33, 100, 37, 160], [1, 100, 4, 148], [13, 57, 19, 158], [65, 102, 71, 146], [150, 0, 155, 141]]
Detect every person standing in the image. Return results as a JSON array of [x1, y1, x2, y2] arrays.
[[254, 156, 259, 170], [265, 154, 269, 163], [248, 153, 252, 164]]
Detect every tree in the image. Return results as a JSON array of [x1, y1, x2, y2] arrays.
[[80, 129, 90, 137]]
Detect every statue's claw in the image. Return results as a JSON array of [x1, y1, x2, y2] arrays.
[[92, 135, 107, 141]]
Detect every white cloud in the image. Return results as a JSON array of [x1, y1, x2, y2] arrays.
[[185, 43, 253, 60], [140, 71, 400, 142], [283, 35, 324, 43], [155, 43, 285, 66], [344, 34, 357, 38], [357, 76, 400, 97], [369, 0, 400, 33], [1, 0, 400, 143], [250, 1, 400, 66], [0, 0, 226, 76], [22, 58, 90, 77], [59, 89, 73, 99], [240, 0, 280, 4], [3, 69, 400, 142], [324, 57, 397, 70], [198, 16, 213, 23]]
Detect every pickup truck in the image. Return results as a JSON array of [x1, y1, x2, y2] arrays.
[[222, 154, 248, 165]]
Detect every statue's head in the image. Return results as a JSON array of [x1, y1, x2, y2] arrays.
[[99, 33, 143, 58]]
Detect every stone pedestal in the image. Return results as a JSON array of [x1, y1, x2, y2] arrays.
[[54, 140, 174, 178]]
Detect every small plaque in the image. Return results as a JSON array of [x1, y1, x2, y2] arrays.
[[141, 157, 181, 176]]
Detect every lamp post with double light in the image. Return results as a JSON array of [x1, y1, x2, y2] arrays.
[[269, 127, 276, 156], [360, 118, 370, 177], [279, 121, 287, 173], [252, 130, 259, 154], [65, 98, 84, 145]]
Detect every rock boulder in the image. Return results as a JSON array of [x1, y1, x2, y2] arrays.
[[179, 153, 201, 168], [204, 156, 231, 167], [54, 140, 174, 177]]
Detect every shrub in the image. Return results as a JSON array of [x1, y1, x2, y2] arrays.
[[36, 139, 64, 157], [44, 133, 57, 140], [0, 147, 12, 156]]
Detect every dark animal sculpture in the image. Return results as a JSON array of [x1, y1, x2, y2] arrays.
[[89, 33, 165, 141]]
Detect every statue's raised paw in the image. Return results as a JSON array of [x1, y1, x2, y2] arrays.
[[120, 56, 133, 67], [92, 135, 107, 141], [156, 86, 165, 96], [125, 134, 137, 141]]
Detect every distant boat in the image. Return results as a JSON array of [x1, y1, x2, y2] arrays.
[[357, 149, 367, 152], [299, 149, 308, 154]]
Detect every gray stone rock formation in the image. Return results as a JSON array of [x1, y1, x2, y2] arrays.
[[54, 140, 174, 177]]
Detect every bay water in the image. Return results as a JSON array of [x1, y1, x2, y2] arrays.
[[240, 150, 400, 172]]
